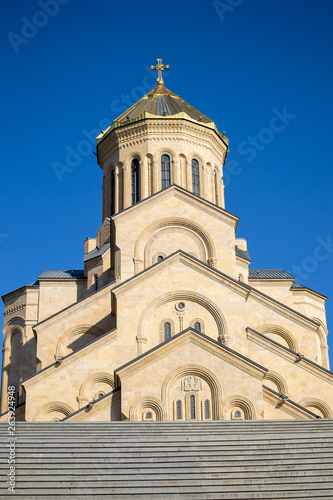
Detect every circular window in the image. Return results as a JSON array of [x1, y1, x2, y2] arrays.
[[175, 301, 186, 311]]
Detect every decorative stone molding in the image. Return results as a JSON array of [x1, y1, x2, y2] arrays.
[[33, 401, 74, 421], [297, 398, 333, 419], [247, 327, 333, 386], [263, 370, 289, 396], [129, 396, 165, 421], [134, 216, 216, 272], [221, 395, 257, 420], [56, 324, 105, 358], [136, 290, 228, 345], [161, 364, 223, 421], [254, 324, 298, 352], [263, 387, 319, 420], [4, 304, 26, 317]]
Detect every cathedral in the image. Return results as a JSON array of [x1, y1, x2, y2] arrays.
[[1, 59, 332, 424]]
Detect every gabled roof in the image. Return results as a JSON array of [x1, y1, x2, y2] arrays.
[[84, 243, 110, 263], [249, 269, 294, 280], [112, 250, 319, 330], [115, 327, 268, 380], [38, 270, 85, 280], [112, 184, 239, 230]]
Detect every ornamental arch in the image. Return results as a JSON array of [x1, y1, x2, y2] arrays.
[[161, 364, 223, 421], [136, 290, 228, 354], [55, 325, 105, 358], [134, 217, 217, 273], [33, 402, 74, 422], [255, 324, 298, 352]]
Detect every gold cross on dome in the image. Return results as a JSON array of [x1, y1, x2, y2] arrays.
[[151, 58, 170, 85]]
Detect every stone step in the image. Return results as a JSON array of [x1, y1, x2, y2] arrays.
[[11, 469, 333, 481], [7, 435, 333, 451], [1, 481, 333, 494], [1, 420, 332, 499]]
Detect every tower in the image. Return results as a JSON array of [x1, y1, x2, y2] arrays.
[[1, 60, 332, 423]]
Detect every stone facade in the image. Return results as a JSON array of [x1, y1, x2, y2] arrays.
[[1, 78, 331, 423]]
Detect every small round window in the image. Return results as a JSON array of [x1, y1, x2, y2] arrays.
[[176, 301, 185, 311]]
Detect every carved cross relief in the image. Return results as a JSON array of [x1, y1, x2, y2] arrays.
[[181, 375, 202, 391]]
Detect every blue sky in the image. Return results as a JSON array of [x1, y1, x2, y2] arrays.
[[1, 0, 332, 363]]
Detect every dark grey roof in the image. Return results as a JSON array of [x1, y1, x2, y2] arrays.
[[291, 281, 304, 289], [84, 243, 110, 263], [38, 270, 85, 280], [291, 281, 327, 299], [249, 269, 294, 280], [235, 247, 251, 263], [26, 280, 39, 287]]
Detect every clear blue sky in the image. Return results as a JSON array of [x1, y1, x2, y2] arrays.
[[1, 0, 332, 363]]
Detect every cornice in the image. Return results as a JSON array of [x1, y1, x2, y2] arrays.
[[64, 389, 121, 421], [112, 249, 321, 332], [4, 303, 26, 317], [22, 330, 118, 390], [263, 386, 319, 419], [115, 328, 267, 381], [247, 327, 333, 386], [98, 119, 227, 166], [112, 251, 248, 300], [112, 184, 239, 228], [248, 287, 319, 330]]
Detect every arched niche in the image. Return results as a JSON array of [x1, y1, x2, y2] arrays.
[[33, 401, 74, 421], [298, 398, 333, 419], [161, 364, 223, 421], [55, 325, 105, 358], [222, 395, 257, 420], [137, 290, 228, 353], [255, 324, 298, 352], [129, 396, 165, 421], [134, 217, 217, 273], [78, 372, 115, 408]]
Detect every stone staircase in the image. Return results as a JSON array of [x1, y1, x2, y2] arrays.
[[1, 420, 333, 499]]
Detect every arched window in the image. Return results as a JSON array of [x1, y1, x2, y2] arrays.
[[131, 158, 140, 205], [111, 170, 115, 215], [157, 255, 164, 262], [161, 154, 171, 190], [176, 400, 182, 420], [194, 322, 201, 332], [164, 322, 171, 341], [94, 274, 98, 291], [190, 395, 196, 419], [204, 400, 210, 419], [214, 170, 218, 204], [146, 412, 152, 419], [234, 410, 241, 418], [192, 159, 200, 196]]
